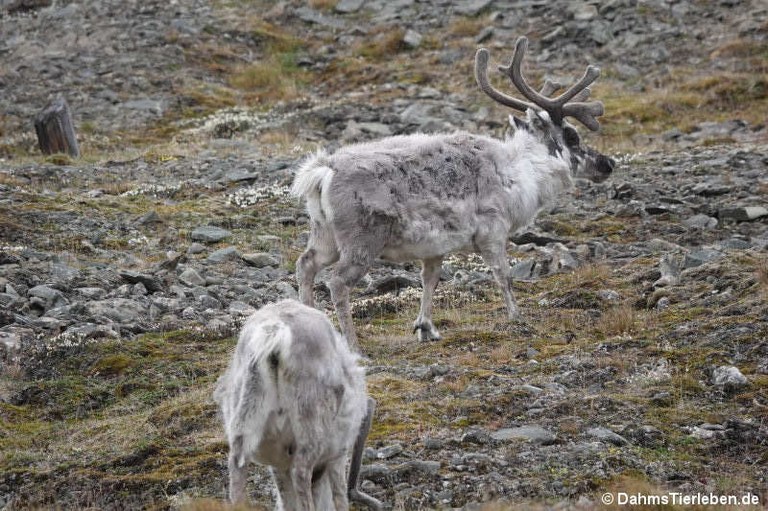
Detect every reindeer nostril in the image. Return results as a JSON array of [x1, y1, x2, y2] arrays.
[[600, 156, 615, 174]]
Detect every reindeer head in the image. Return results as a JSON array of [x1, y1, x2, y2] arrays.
[[475, 37, 614, 183]]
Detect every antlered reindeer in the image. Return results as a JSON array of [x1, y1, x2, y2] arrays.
[[214, 300, 381, 510], [292, 37, 614, 349]]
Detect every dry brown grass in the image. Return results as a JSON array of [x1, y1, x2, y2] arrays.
[[357, 27, 407, 59], [307, 0, 336, 9], [447, 17, 486, 38], [596, 304, 641, 338], [229, 57, 307, 103]]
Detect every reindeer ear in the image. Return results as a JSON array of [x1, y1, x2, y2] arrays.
[[509, 114, 529, 132], [528, 109, 550, 131]]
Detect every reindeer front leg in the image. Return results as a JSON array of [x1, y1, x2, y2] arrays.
[[348, 397, 383, 510], [413, 256, 443, 341]]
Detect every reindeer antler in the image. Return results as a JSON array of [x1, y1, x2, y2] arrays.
[[475, 37, 605, 131]]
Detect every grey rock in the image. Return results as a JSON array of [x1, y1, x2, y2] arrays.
[[87, 298, 146, 323], [454, 0, 493, 16], [651, 391, 672, 406], [242, 252, 280, 268], [62, 323, 119, 340], [76, 287, 107, 300], [597, 289, 621, 302], [682, 249, 723, 269], [119, 270, 163, 293], [462, 428, 491, 445], [199, 294, 222, 310], [515, 384, 544, 395], [335, 0, 365, 13], [135, 210, 162, 226], [178, 268, 205, 287], [569, 2, 598, 20], [653, 256, 680, 287], [122, 98, 164, 115], [295, 7, 346, 29], [27, 285, 68, 309], [365, 274, 419, 295], [190, 226, 231, 243], [207, 246, 241, 263], [683, 214, 718, 229], [718, 206, 768, 222], [510, 258, 537, 281], [376, 443, 403, 459], [0, 330, 21, 355], [691, 182, 732, 196], [711, 365, 748, 390], [491, 425, 556, 445], [131, 282, 148, 296], [475, 26, 494, 43], [402, 29, 422, 49], [587, 426, 628, 446], [188, 242, 207, 254], [229, 301, 256, 316], [719, 238, 752, 250]]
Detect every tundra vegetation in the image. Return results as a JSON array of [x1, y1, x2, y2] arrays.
[[0, 0, 767, 510]]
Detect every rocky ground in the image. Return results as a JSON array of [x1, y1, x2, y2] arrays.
[[1, 0, 767, 510]]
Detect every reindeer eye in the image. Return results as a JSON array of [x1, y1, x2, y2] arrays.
[[563, 127, 580, 147]]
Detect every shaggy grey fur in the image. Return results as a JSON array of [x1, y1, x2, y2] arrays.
[[213, 300, 379, 510], [292, 109, 613, 347]]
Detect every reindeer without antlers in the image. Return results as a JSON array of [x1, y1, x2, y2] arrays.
[[214, 299, 382, 510], [292, 37, 615, 349]]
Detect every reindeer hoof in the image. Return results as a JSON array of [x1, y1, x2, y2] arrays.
[[349, 488, 384, 511], [413, 323, 442, 342]]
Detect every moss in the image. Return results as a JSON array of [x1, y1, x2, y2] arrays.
[[91, 354, 134, 376]]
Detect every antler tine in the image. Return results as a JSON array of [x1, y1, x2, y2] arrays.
[[539, 79, 563, 97], [478, 37, 605, 131], [571, 87, 591, 102], [498, 37, 563, 122], [550, 65, 601, 105], [474, 47, 535, 113], [563, 100, 604, 132]]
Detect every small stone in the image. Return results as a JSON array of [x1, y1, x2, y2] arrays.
[[651, 391, 672, 406], [711, 365, 748, 391], [179, 268, 206, 287], [119, 270, 163, 293], [207, 246, 241, 263], [27, 285, 68, 309], [682, 249, 723, 269], [475, 26, 494, 43], [335, 0, 364, 13], [188, 242, 206, 254], [454, 0, 492, 16], [462, 428, 491, 445], [229, 301, 256, 316], [199, 294, 222, 310], [376, 444, 403, 459], [510, 258, 537, 281], [402, 29, 422, 49], [718, 206, 768, 222], [135, 210, 162, 226], [491, 425, 556, 445], [191, 226, 231, 243], [654, 256, 680, 287], [587, 426, 628, 446], [87, 298, 146, 323], [242, 252, 280, 268], [683, 214, 718, 229], [76, 287, 107, 300]]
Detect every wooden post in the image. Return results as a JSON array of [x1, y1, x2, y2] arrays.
[[34, 97, 80, 158]]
